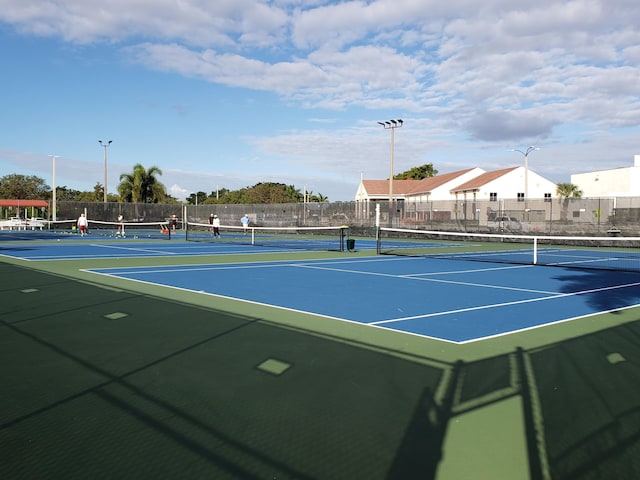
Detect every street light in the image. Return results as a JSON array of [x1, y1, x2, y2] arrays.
[[511, 146, 539, 204], [99, 140, 112, 202], [378, 119, 404, 224], [48, 155, 58, 221]]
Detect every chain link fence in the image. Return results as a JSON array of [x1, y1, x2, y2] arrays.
[[54, 197, 640, 236]]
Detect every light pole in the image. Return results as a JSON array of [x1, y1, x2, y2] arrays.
[[378, 119, 403, 224], [99, 140, 112, 202], [511, 146, 539, 205], [48, 155, 58, 221]]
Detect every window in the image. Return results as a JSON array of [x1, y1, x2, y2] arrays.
[[517, 193, 525, 202], [489, 192, 497, 202], [544, 193, 552, 202]]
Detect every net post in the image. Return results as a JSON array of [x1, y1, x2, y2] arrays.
[[339, 226, 347, 252], [376, 227, 381, 254], [533, 237, 538, 265]]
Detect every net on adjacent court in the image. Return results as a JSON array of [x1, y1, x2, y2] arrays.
[[45, 220, 77, 231], [86, 220, 172, 239], [186, 222, 347, 251], [377, 227, 640, 273], [45, 219, 172, 240]]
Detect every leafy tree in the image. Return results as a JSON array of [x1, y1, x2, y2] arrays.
[[202, 188, 230, 204], [197, 183, 329, 204], [394, 163, 438, 180], [556, 183, 582, 198], [285, 184, 303, 202], [0, 174, 50, 199], [556, 183, 583, 222], [219, 188, 248, 204], [117, 164, 167, 203], [244, 182, 291, 203], [92, 182, 104, 202], [186, 191, 207, 205], [56, 186, 84, 201], [304, 190, 328, 202]]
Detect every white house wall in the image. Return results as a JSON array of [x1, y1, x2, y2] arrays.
[[472, 167, 556, 200], [429, 168, 486, 201], [571, 155, 640, 198], [405, 168, 486, 203], [355, 182, 368, 201], [572, 167, 639, 198]]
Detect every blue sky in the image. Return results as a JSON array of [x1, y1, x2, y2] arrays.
[[1, 0, 639, 201]]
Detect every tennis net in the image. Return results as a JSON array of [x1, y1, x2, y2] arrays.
[[377, 227, 640, 273], [186, 222, 347, 251], [45, 219, 172, 240]]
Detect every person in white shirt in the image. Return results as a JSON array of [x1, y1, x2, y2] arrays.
[[77, 213, 88, 237], [116, 214, 125, 237], [241, 214, 250, 234], [212, 215, 221, 238]]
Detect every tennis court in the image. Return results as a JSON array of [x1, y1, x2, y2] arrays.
[[2, 228, 640, 479], [87, 256, 640, 343], [0, 239, 280, 260]]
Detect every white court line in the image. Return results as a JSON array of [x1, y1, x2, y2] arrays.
[[293, 263, 559, 295], [90, 243, 179, 255], [100, 255, 559, 295], [82, 257, 640, 344], [403, 264, 532, 277], [89, 255, 389, 275], [97, 262, 301, 275], [371, 280, 640, 325], [86, 255, 381, 274]]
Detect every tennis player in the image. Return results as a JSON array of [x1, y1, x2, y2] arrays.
[[77, 213, 88, 237], [116, 214, 125, 237], [212, 215, 221, 238], [241, 214, 250, 234]]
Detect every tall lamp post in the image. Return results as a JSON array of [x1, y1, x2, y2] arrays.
[[377, 119, 404, 224], [99, 140, 112, 202], [48, 155, 58, 221], [511, 146, 539, 205]]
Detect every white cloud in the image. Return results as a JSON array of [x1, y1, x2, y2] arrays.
[[168, 183, 190, 200], [2, 0, 640, 200]]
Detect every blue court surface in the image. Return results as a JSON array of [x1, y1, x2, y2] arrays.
[[87, 256, 640, 343], [0, 239, 345, 260]]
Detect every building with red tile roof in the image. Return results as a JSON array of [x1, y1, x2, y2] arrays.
[[356, 166, 556, 204]]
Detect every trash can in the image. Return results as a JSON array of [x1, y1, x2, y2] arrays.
[[346, 239, 355, 251]]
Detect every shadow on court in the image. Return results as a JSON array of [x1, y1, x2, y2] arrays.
[[1, 260, 640, 479], [527, 320, 640, 479], [0, 261, 448, 479], [552, 267, 640, 313]]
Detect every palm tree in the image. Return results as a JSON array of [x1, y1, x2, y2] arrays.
[[284, 184, 303, 202], [556, 183, 583, 222], [309, 192, 329, 202], [118, 164, 167, 203]]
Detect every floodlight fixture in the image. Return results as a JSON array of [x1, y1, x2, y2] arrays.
[[377, 119, 405, 224]]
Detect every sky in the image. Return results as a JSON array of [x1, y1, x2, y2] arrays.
[[1, 0, 639, 202]]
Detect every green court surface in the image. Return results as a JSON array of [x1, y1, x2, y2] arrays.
[[1, 246, 640, 479]]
